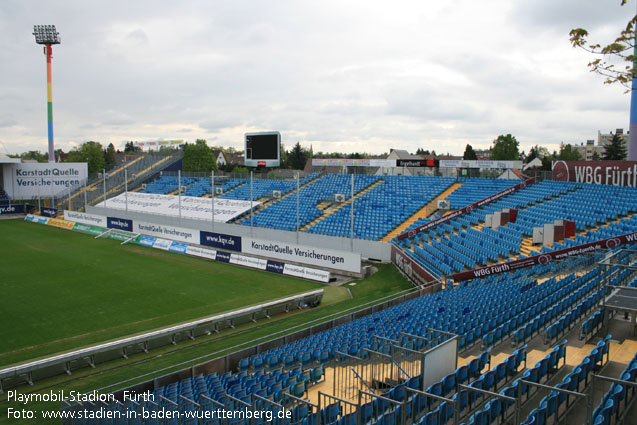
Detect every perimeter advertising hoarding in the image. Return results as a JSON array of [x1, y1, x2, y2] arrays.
[[62, 210, 358, 274], [243, 238, 361, 273], [200, 231, 242, 252], [0, 204, 34, 215], [452, 230, 637, 282], [397, 178, 536, 241], [107, 217, 133, 232], [41, 207, 58, 218], [552, 160, 637, 186], [3, 162, 88, 199], [134, 221, 198, 245], [64, 211, 108, 227]]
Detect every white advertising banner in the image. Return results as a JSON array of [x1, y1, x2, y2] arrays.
[[4, 163, 88, 199], [64, 210, 107, 227], [153, 238, 172, 250], [134, 221, 199, 244], [230, 254, 268, 270], [244, 237, 361, 273], [185, 245, 217, 260], [312, 158, 396, 167], [94, 192, 259, 223], [439, 160, 523, 169]]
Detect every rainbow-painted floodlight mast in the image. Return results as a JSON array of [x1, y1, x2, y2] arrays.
[[630, 30, 637, 161], [33, 25, 61, 163]]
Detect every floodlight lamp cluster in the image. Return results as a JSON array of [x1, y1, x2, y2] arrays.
[[33, 25, 61, 45]]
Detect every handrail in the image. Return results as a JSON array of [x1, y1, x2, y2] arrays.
[[350, 369, 376, 394]]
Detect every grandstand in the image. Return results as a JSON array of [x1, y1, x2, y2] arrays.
[[57, 243, 637, 424], [4, 166, 637, 425]]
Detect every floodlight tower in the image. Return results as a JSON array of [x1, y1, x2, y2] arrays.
[[32, 25, 61, 162]]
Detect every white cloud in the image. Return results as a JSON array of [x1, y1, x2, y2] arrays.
[[0, 0, 634, 156]]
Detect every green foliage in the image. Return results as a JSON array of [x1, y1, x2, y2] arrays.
[[603, 132, 628, 160], [416, 148, 430, 156], [65, 141, 106, 176], [279, 143, 289, 168], [183, 139, 217, 173], [557, 143, 582, 161], [525, 145, 550, 163], [463, 144, 478, 160], [19, 150, 48, 162], [124, 141, 141, 154], [287, 142, 308, 170], [569, 2, 636, 91], [592, 151, 601, 160], [104, 143, 116, 169], [491, 134, 520, 160], [233, 166, 249, 174]]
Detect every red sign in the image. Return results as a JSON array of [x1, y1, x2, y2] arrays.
[[257, 161, 266, 166], [552, 161, 637, 186], [397, 178, 536, 241], [452, 230, 637, 282], [391, 245, 438, 286]]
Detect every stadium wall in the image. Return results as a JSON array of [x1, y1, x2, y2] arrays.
[[87, 206, 390, 265]]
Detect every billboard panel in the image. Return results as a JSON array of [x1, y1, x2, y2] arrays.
[[452, 230, 637, 282], [3, 162, 88, 199], [552, 160, 637, 186], [243, 237, 361, 273]]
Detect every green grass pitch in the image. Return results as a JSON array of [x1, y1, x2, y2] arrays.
[[0, 219, 323, 368]]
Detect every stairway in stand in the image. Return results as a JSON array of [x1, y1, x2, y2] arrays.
[[381, 182, 463, 242]]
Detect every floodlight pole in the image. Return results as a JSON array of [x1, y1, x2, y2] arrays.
[[33, 25, 60, 162], [45, 43, 55, 162]]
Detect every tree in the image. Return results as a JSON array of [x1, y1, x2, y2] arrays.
[[182, 139, 217, 172], [279, 144, 289, 168], [287, 142, 308, 170], [526, 146, 539, 163], [104, 143, 116, 169], [557, 143, 582, 161], [66, 141, 106, 176], [491, 134, 520, 160], [463, 144, 478, 160], [526, 145, 550, 163], [592, 151, 601, 160], [603, 132, 628, 160], [569, 1, 636, 91], [20, 150, 48, 162], [124, 141, 141, 154], [416, 148, 428, 155]]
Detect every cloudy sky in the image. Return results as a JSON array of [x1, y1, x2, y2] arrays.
[[0, 0, 634, 156]]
